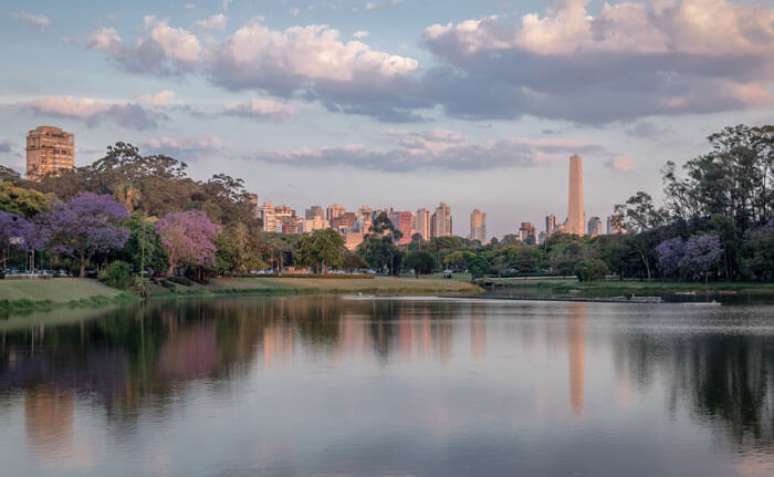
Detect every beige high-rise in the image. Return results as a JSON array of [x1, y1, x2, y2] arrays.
[[431, 202, 452, 238], [415, 209, 430, 240], [26, 126, 75, 181], [469, 209, 486, 243], [566, 154, 585, 236]]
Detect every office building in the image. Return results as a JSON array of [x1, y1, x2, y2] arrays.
[[26, 126, 75, 181], [519, 222, 537, 244], [415, 208, 431, 241], [566, 154, 586, 236], [326, 204, 346, 222], [305, 206, 325, 220], [545, 214, 558, 237]]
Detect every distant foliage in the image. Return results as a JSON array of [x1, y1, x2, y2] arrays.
[[574, 259, 609, 282], [656, 237, 685, 279], [99, 261, 133, 289], [680, 234, 723, 281]]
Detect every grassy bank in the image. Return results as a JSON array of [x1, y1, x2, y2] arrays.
[[0, 278, 136, 314], [149, 276, 482, 298], [480, 278, 774, 300]]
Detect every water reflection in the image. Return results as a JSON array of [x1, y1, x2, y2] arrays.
[[0, 297, 773, 476]]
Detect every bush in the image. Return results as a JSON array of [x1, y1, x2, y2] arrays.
[[98, 261, 133, 290], [575, 259, 609, 282], [169, 275, 196, 287]]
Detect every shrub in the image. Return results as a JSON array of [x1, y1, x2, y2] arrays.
[[169, 275, 195, 287], [575, 259, 609, 282], [99, 261, 133, 290]]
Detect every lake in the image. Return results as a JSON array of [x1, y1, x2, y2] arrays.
[[1, 296, 773, 476]]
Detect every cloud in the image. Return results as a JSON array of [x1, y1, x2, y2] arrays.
[[0, 141, 12, 154], [364, 0, 404, 12], [422, 0, 774, 123], [88, 17, 201, 75], [11, 12, 50, 28], [223, 0, 232, 11], [624, 121, 672, 139], [352, 30, 369, 39], [252, 131, 613, 172], [223, 98, 295, 122], [137, 90, 176, 107], [24, 96, 164, 130], [289, 8, 301, 17], [605, 156, 636, 173], [194, 14, 228, 30], [142, 135, 223, 158]]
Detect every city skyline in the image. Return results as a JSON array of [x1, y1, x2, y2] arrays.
[[0, 1, 772, 236]]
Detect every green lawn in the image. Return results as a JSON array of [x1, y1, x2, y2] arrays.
[[0, 278, 124, 302], [208, 276, 481, 294]]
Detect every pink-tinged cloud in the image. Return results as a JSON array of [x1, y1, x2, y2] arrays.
[[23, 96, 165, 130]]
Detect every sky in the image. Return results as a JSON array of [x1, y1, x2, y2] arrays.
[[0, 0, 772, 238]]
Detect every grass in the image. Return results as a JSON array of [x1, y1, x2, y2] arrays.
[[481, 277, 774, 298], [150, 276, 482, 297], [0, 278, 136, 314]]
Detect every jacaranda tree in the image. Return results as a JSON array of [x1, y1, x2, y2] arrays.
[[0, 211, 35, 271], [42, 193, 130, 277], [156, 210, 220, 277]]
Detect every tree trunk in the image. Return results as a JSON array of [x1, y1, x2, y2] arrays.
[[167, 256, 175, 277], [79, 252, 87, 278]]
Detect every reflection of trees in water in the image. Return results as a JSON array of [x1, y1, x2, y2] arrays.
[[617, 329, 774, 447]]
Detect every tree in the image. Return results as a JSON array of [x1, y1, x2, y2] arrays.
[[0, 211, 35, 271], [612, 192, 668, 279], [404, 251, 435, 277], [655, 237, 685, 279], [575, 259, 609, 282], [120, 214, 166, 276], [296, 229, 345, 274], [358, 213, 403, 275], [468, 255, 490, 279], [156, 210, 220, 277], [0, 181, 52, 217], [744, 223, 774, 281], [680, 234, 724, 282], [216, 222, 266, 274], [42, 193, 130, 277]]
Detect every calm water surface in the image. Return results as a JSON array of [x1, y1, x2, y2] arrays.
[[1, 296, 774, 477]]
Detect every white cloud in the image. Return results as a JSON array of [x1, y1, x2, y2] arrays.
[[223, 0, 232, 11], [142, 135, 223, 157], [224, 98, 295, 122], [605, 157, 637, 173], [353, 30, 369, 39], [289, 7, 301, 17], [22, 96, 164, 130], [147, 17, 201, 63], [137, 90, 176, 107], [11, 12, 50, 28], [194, 14, 228, 30]]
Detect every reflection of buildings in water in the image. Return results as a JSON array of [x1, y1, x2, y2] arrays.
[[470, 317, 486, 359], [568, 303, 587, 416], [25, 387, 74, 455], [262, 321, 296, 367]]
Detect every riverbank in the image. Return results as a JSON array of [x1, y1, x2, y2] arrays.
[[0, 278, 136, 314], [148, 276, 482, 297], [0, 276, 482, 314], [479, 278, 774, 302]]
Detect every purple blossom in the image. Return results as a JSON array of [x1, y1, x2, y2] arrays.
[[680, 234, 724, 279], [41, 192, 130, 277], [655, 237, 685, 278], [0, 211, 35, 253], [156, 210, 220, 276]]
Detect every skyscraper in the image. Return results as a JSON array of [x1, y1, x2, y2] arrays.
[[305, 206, 325, 220], [415, 208, 430, 240], [26, 126, 75, 181], [469, 209, 487, 243], [326, 204, 346, 222], [519, 222, 537, 244], [431, 202, 453, 238], [566, 154, 585, 236], [545, 214, 558, 237], [587, 216, 603, 237], [389, 210, 415, 244]]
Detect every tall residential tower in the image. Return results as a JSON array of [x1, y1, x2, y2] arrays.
[[469, 209, 486, 243], [26, 126, 75, 181]]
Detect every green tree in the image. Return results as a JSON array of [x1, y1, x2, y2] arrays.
[[404, 250, 435, 277], [0, 181, 52, 217], [297, 229, 345, 274], [575, 259, 609, 282]]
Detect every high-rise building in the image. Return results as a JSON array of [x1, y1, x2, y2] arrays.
[[415, 208, 431, 241], [26, 126, 75, 181], [545, 214, 558, 237], [389, 210, 415, 244], [326, 204, 346, 222], [305, 206, 324, 220], [519, 222, 537, 244], [588, 216, 603, 237], [259, 202, 278, 232], [566, 154, 586, 236], [431, 202, 453, 238], [469, 209, 487, 243]]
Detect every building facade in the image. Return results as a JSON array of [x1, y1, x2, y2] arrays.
[[587, 216, 603, 237], [26, 126, 75, 181], [566, 154, 586, 236], [545, 214, 558, 237], [389, 210, 415, 244], [431, 202, 453, 238], [415, 209, 431, 241], [469, 209, 487, 243]]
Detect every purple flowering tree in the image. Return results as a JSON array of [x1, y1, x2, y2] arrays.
[[42, 193, 130, 277], [155, 210, 220, 277], [0, 211, 35, 270], [655, 237, 685, 279], [680, 234, 724, 281]]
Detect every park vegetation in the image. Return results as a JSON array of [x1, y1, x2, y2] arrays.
[[0, 125, 771, 291]]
